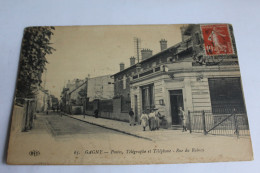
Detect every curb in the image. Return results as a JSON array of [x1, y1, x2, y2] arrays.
[[63, 114, 153, 141]]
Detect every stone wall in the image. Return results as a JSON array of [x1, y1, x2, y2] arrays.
[[190, 78, 212, 111], [11, 105, 26, 133], [85, 98, 130, 122], [71, 106, 83, 115]]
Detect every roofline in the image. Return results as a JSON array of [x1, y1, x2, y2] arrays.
[[68, 80, 88, 94], [111, 37, 192, 77], [88, 74, 112, 80]]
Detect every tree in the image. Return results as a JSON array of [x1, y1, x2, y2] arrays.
[[16, 27, 55, 103]]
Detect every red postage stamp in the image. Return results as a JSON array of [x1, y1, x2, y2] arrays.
[[201, 24, 234, 55]]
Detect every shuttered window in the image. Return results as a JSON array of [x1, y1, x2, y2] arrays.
[[208, 77, 246, 114]]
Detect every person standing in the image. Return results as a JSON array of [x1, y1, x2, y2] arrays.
[[179, 107, 187, 132], [148, 109, 156, 131], [140, 110, 149, 131], [154, 108, 161, 130], [94, 109, 99, 118], [128, 108, 135, 126]]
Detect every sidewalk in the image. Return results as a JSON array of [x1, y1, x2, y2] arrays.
[[64, 114, 191, 141]]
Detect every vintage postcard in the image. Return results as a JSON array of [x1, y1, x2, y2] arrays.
[[7, 24, 253, 165]]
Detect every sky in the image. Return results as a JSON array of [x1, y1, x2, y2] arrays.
[[44, 25, 183, 97]]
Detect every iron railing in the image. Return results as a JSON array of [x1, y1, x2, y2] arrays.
[[188, 109, 250, 137]]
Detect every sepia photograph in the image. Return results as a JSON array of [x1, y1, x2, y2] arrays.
[[7, 24, 253, 165]]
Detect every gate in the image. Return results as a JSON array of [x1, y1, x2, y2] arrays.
[[188, 109, 250, 137]]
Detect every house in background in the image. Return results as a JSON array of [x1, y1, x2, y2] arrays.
[[36, 87, 51, 112], [60, 78, 88, 114], [68, 79, 88, 114], [85, 75, 115, 118], [87, 75, 114, 102]]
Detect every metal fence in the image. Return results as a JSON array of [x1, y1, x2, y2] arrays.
[[188, 110, 250, 137], [86, 100, 94, 111]]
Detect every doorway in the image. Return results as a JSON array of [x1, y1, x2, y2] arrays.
[[170, 90, 184, 125]]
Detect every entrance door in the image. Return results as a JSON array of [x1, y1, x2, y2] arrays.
[[170, 90, 184, 125]]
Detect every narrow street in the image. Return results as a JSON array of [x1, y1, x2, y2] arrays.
[[32, 111, 145, 140], [39, 112, 114, 136]]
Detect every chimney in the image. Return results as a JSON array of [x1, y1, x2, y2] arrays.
[[180, 25, 191, 42], [160, 39, 167, 51], [130, 56, 136, 66], [141, 49, 153, 61], [119, 62, 125, 71]]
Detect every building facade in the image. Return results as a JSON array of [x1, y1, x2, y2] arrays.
[[112, 24, 246, 127], [87, 75, 114, 101]]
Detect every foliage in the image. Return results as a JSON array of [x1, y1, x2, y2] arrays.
[[16, 27, 55, 101]]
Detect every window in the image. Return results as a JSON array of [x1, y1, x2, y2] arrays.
[[208, 78, 246, 114], [141, 84, 154, 111], [167, 57, 172, 62], [123, 75, 126, 89]]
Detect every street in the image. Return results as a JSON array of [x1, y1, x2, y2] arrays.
[[7, 111, 253, 165], [33, 111, 142, 139]]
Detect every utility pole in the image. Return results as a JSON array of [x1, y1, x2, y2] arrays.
[[134, 37, 141, 63]]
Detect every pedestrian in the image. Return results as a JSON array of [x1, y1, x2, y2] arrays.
[[94, 109, 99, 118], [179, 107, 187, 132], [56, 105, 59, 113], [140, 110, 149, 131], [148, 109, 156, 131], [154, 108, 161, 130], [128, 108, 135, 126], [59, 104, 63, 117]]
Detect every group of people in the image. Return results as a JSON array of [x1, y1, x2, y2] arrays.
[[129, 106, 187, 132], [141, 108, 161, 131], [129, 108, 162, 131]]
